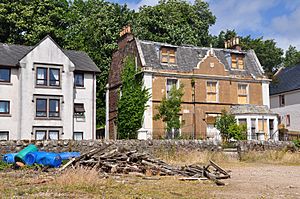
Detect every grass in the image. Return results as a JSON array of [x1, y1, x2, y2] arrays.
[[1, 149, 300, 198], [240, 150, 300, 165]]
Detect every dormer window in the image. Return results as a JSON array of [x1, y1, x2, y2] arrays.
[[161, 47, 176, 64], [231, 54, 244, 69]]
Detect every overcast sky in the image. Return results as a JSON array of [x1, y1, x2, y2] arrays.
[[111, 0, 300, 51]]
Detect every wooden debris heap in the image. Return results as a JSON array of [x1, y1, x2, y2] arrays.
[[62, 144, 230, 185]]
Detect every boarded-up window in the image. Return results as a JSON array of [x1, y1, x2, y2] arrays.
[[231, 54, 244, 69], [258, 119, 268, 134], [238, 84, 248, 104], [207, 81, 218, 102], [161, 47, 176, 64]]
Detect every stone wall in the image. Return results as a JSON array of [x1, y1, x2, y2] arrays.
[[0, 140, 297, 156]]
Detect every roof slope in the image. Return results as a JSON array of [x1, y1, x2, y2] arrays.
[[0, 42, 99, 73], [137, 40, 264, 77], [270, 64, 300, 95]]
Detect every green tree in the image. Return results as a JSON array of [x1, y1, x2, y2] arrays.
[[117, 56, 150, 139], [0, 0, 69, 45], [65, 0, 134, 127], [215, 110, 237, 142], [154, 83, 184, 138], [227, 123, 247, 140], [284, 45, 300, 67], [133, 0, 215, 46]]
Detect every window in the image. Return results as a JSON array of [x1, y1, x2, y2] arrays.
[[279, 95, 285, 107], [36, 66, 60, 87], [37, 68, 47, 85], [238, 84, 248, 104], [286, 115, 290, 127], [35, 98, 60, 118], [36, 99, 47, 117], [166, 79, 178, 98], [161, 47, 176, 64], [36, 130, 46, 140], [231, 54, 244, 69], [34, 129, 61, 140], [49, 99, 60, 117], [73, 132, 83, 140], [251, 119, 256, 140], [0, 68, 11, 82], [74, 103, 85, 117], [258, 119, 267, 134], [207, 81, 218, 102], [74, 73, 84, 87], [0, 101, 10, 114], [49, 130, 59, 140], [0, 131, 9, 140], [49, 68, 60, 86]]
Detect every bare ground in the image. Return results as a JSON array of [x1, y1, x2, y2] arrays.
[[0, 163, 300, 198]]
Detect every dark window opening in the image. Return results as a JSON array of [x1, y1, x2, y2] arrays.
[[279, 95, 285, 107], [0, 101, 10, 114], [36, 67, 47, 85], [74, 73, 84, 87], [36, 99, 47, 117], [0, 131, 9, 140], [49, 99, 60, 117], [0, 68, 11, 82], [74, 103, 85, 117]]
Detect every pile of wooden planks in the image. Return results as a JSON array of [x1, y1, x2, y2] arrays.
[[62, 144, 230, 185]]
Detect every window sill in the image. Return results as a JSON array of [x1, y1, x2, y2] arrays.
[[34, 117, 61, 120], [74, 86, 86, 89], [0, 82, 12, 85], [0, 114, 12, 117], [35, 85, 62, 89]]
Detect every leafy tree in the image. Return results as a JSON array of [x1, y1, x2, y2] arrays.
[[215, 110, 237, 142], [227, 123, 247, 140], [133, 0, 216, 46], [117, 56, 150, 139], [65, 0, 134, 127], [154, 83, 184, 138], [284, 45, 300, 67], [0, 0, 69, 45]]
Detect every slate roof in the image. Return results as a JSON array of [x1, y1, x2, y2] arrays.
[[230, 105, 277, 115], [270, 64, 300, 95], [0, 41, 100, 73], [137, 40, 264, 77]]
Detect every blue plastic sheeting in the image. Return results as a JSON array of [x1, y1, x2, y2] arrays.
[[2, 153, 18, 164], [40, 153, 62, 168], [59, 152, 80, 160]]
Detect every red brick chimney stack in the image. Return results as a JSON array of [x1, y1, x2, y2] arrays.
[[224, 37, 241, 51], [118, 25, 133, 49]]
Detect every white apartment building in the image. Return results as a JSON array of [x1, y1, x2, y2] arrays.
[[0, 36, 99, 140], [270, 64, 300, 140]]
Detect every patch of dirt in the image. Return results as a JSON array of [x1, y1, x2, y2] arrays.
[[212, 164, 300, 199]]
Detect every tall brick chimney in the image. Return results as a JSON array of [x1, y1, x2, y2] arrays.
[[118, 25, 133, 49], [224, 37, 241, 51]]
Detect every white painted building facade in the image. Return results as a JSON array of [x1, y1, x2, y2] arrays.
[[0, 36, 99, 140]]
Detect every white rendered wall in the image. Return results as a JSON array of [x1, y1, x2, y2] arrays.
[[0, 68, 20, 139], [262, 81, 270, 107], [19, 38, 75, 139], [138, 72, 153, 140], [74, 73, 96, 140], [270, 90, 300, 132]]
